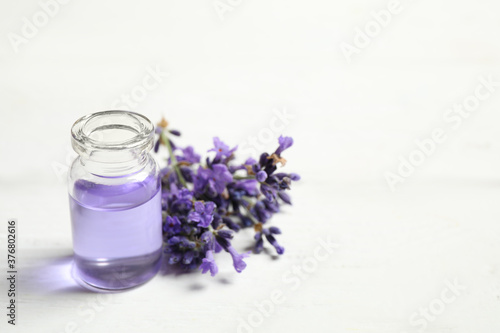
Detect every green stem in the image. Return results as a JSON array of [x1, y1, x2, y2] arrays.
[[242, 196, 254, 206], [161, 132, 187, 187], [241, 203, 260, 225], [233, 175, 255, 180]]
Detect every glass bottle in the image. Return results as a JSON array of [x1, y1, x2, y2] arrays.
[[68, 110, 162, 291]]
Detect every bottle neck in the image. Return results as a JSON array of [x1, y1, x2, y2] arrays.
[[70, 111, 155, 177], [79, 150, 150, 177]]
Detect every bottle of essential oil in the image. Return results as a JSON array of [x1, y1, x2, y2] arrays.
[[68, 110, 162, 291]]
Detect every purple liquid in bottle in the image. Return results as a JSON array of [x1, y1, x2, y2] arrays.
[[69, 175, 162, 290]]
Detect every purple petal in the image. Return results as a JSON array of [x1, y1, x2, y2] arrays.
[[256, 171, 267, 182], [276, 136, 294, 155]]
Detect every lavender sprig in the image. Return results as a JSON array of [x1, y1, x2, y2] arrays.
[[155, 118, 300, 276]]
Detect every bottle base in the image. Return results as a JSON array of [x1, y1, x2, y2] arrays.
[[72, 248, 162, 292]]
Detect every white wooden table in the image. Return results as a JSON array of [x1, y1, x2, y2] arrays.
[[1, 0, 500, 332]]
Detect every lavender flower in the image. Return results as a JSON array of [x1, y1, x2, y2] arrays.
[[177, 146, 201, 164], [265, 234, 284, 255], [209, 137, 237, 160], [254, 232, 264, 253], [215, 235, 250, 273], [164, 216, 182, 235], [156, 122, 299, 276], [188, 201, 216, 228], [232, 179, 259, 196], [275, 136, 294, 155], [227, 246, 250, 273], [256, 171, 267, 182], [199, 250, 218, 276], [278, 191, 292, 205], [245, 157, 257, 165], [254, 227, 285, 255], [194, 164, 233, 195]]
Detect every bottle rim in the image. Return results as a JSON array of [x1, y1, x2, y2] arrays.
[[71, 110, 155, 154]]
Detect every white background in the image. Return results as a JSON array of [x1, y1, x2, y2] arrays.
[[1, 0, 500, 332]]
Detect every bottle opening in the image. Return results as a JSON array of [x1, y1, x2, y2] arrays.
[[71, 111, 154, 154]]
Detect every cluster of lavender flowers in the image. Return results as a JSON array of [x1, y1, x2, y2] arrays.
[[155, 119, 299, 276]]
